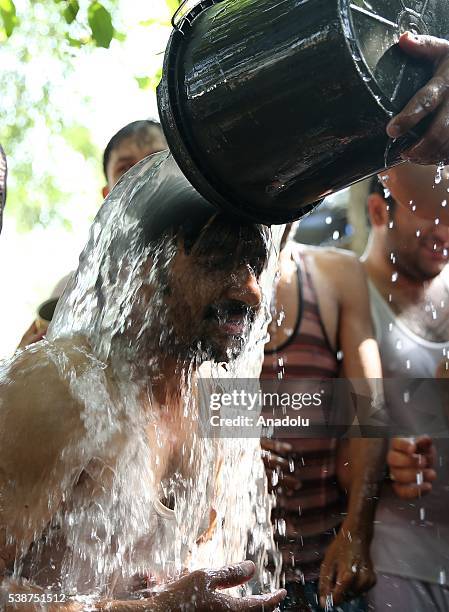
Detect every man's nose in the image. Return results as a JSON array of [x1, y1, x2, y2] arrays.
[[432, 222, 449, 244], [225, 265, 262, 308]]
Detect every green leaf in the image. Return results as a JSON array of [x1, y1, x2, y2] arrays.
[[135, 67, 163, 92], [139, 17, 169, 27], [165, 0, 181, 15], [65, 34, 83, 47], [62, 124, 99, 160], [135, 76, 151, 90], [0, 0, 18, 37], [113, 29, 126, 42], [88, 1, 113, 48], [63, 0, 79, 24]]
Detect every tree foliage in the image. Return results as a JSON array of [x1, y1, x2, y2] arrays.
[[0, 0, 182, 231], [0, 0, 124, 49]]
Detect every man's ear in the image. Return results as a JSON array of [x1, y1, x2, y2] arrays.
[[102, 185, 110, 199], [367, 193, 389, 228]]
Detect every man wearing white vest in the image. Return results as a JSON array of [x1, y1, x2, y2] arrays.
[[362, 163, 449, 610]]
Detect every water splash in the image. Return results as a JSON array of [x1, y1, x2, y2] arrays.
[[1, 152, 282, 601]]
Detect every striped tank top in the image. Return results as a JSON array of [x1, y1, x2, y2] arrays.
[[261, 244, 345, 583]]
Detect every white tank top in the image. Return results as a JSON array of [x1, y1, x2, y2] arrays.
[[368, 280, 449, 585]]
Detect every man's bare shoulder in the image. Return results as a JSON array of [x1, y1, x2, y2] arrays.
[[0, 337, 105, 542], [2, 335, 99, 408], [302, 245, 365, 291], [0, 337, 101, 482], [302, 244, 360, 269]]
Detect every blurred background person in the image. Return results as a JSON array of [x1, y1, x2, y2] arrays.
[[362, 164, 449, 611], [17, 119, 167, 349]]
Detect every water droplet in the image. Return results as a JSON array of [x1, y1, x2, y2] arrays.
[[336, 350, 344, 361], [384, 187, 391, 199], [388, 322, 393, 332], [406, 359, 411, 369], [388, 293, 393, 303], [435, 163, 444, 184], [388, 220, 394, 229], [391, 272, 398, 282], [440, 569, 446, 585], [435, 219, 440, 226], [411, 205, 417, 212], [278, 357, 284, 367], [332, 230, 340, 240], [442, 200, 447, 208], [416, 230, 421, 237], [420, 507, 426, 521], [325, 216, 332, 225], [277, 518, 286, 536], [396, 339, 403, 351], [416, 471, 423, 485]]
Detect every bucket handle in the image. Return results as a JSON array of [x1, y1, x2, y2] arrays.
[[171, 0, 197, 31], [171, 0, 220, 32]]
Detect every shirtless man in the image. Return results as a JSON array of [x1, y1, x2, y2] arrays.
[[4, 29, 449, 612], [0, 151, 286, 611]]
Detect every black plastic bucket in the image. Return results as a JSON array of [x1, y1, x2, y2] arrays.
[[158, 0, 449, 225]]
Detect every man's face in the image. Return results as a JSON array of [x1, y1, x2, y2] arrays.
[[386, 203, 449, 280], [162, 220, 269, 363], [106, 127, 167, 189], [379, 165, 449, 281]]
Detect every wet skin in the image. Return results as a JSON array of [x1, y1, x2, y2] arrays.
[[0, 225, 283, 611], [163, 224, 269, 363], [367, 163, 449, 341]]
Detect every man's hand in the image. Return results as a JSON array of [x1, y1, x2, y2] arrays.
[[100, 561, 286, 611], [261, 439, 301, 493], [387, 32, 449, 165], [17, 321, 46, 350], [318, 522, 375, 609], [388, 436, 436, 499]]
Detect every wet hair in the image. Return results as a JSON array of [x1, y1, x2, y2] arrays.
[[102, 120, 164, 180]]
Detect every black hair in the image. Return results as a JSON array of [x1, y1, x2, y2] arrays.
[[102, 119, 164, 180]]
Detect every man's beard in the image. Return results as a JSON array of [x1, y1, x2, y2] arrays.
[[157, 300, 256, 365]]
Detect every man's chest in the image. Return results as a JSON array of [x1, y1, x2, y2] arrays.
[[396, 297, 449, 342], [389, 278, 449, 342]]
